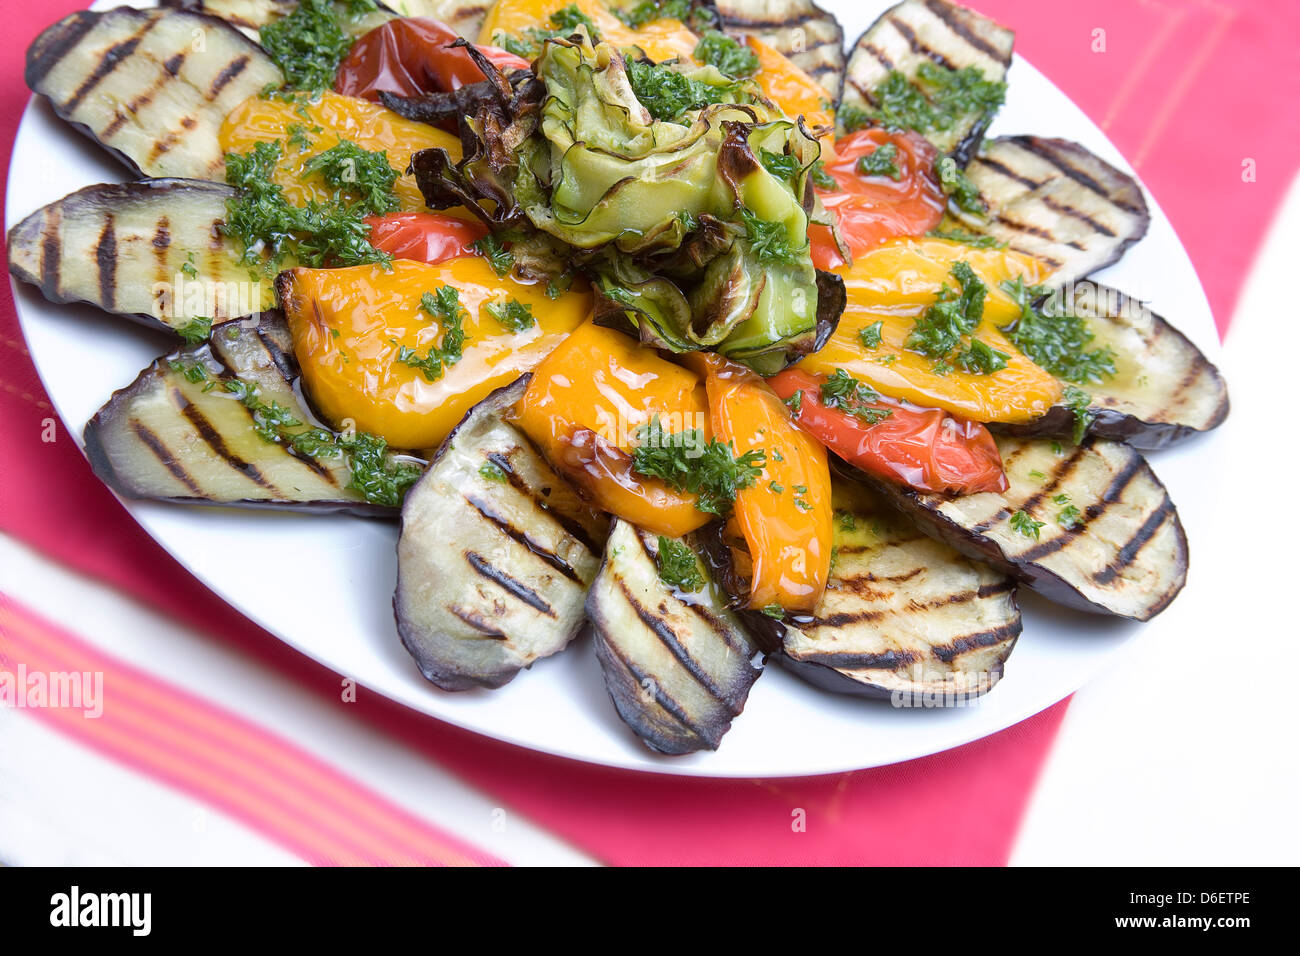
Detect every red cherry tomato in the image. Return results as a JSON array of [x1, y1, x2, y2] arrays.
[[365, 212, 487, 265], [810, 128, 947, 271], [335, 18, 531, 101], [766, 368, 1008, 496]]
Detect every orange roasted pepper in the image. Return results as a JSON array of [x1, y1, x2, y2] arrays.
[[219, 90, 467, 215], [795, 238, 1065, 423], [747, 35, 835, 136], [686, 353, 832, 613], [480, 0, 701, 65], [512, 321, 713, 537], [278, 258, 589, 450]]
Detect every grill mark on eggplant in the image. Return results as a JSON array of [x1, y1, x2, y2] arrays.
[[26, 11, 98, 80], [63, 26, 150, 112], [1010, 442, 1090, 517], [176, 392, 277, 490], [128, 418, 202, 495], [811, 580, 1002, 627], [599, 635, 712, 742], [1014, 525, 1083, 562], [887, 15, 956, 69], [209, 54, 250, 98], [1092, 498, 1174, 585], [922, 0, 1008, 61], [978, 155, 1042, 189], [1013, 138, 1143, 213], [929, 621, 1020, 663], [94, 214, 117, 307], [39, 208, 62, 297], [447, 604, 509, 640], [793, 647, 918, 670], [464, 491, 583, 584], [635, 531, 750, 659], [864, 43, 895, 70], [163, 52, 185, 76], [1040, 194, 1117, 237], [614, 578, 735, 707], [464, 551, 555, 616], [497, 443, 602, 555]]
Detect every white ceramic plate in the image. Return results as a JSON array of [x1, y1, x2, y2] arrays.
[[6, 1, 1229, 776]]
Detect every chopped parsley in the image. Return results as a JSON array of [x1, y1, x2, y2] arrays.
[[693, 30, 758, 78], [396, 288, 468, 381], [260, 0, 376, 94], [784, 390, 803, 413], [953, 337, 1009, 375], [739, 207, 802, 264], [999, 277, 1117, 385], [301, 139, 399, 215], [632, 417, 765, 517], [626, 59, 743, 122], [906, 260, 985, 358], [858, 320, 884, 349], [168, 358, 211, 385], [500, 5, 602, 57], [760, 603, 786, 619], [856, 142, 901, 180], [819, 369, 893, 425], [175, 316, 212, 346], [835, 509, 857, 532], [223, 140, 389, 269], [836, 101, 871, 134], [485, 298, 535, 332], [927, 227, 1006, 249], [865, 63, 1006, 139], [1057, 504, 1082, 530], [1063, 385, 1095, 444], [472, 234, 514, 277], [223, 374, 419, 506], [760, 148, 800, 181], [180, 253, 199, 280], [614, 0, 697, 30], [810, 159, 839, 191], [479, 461, 508, 482], [935, 157, 987, 218], [655, 536, 706, 592], [1009, 510, 1045, 540]]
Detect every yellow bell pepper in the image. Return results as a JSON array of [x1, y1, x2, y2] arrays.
[[796, 238, 1065, 423], [220, 91, 466, 215], [512, 321, 713, 537], [278, 258, 589, 450], [687, 352, 832, 612], [747, 36, 835, 137], [480, 0, 701, 65]]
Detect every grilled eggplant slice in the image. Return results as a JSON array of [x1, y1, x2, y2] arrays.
[[840, 0, 1014, 161], [395, 378, 606, 691], [867, 436, 1187, 620], [587, 520, 763, 755], [960, 136, 1150, 285], [713, 0, 846, 100], [26, 6, 282, 180], [160, 0, 298, 37], [770, 482, 1020, 700], [84, 312, 402, 514], [999, 284, 1229, 450], [7, 179, 272, 332]]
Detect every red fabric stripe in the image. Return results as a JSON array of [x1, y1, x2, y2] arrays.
[[0, 595, 505, 867]]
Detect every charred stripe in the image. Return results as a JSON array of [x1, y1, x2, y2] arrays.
[[1041, 194, 1118, 237], [923, 0, 1010, 62], [63, 27, 149, 113], [886, 15, 956, 69], [176, 392, 277, 490], [464, 551, 555, 616], [930, 620, 1020, 663], [95, 214, 117, 307], [464, 492, 583, 584], [128, 418, 202, 495], [1093, 497, 1174, 585], [447, 604, 510, 640], [209, 54, 250, 98]]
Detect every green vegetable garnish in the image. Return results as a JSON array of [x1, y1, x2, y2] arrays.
[[1063, 385, 1095, 444], [632, 417, 765, 517], [934, 157, 986, 218], [906, 260, 987, 363], [655, 535, 706, 592], [472, 234, 514, 277], [176, 316, 212, 346], [953, 337, 1009, 375], [1010, 510, 1045, 540], [856, 142, 901, 180], [260, 0, 376, 94], [301, 139, 400, 215], [858, 321, 884, 349], [927, 227, 1006, 249], [395, 288, 469, 381], [865, 62, 1005, 139], [739, 207, 802, 265], [479, 461, 508, 482], [819, 369, 892, 425], [999, 277, 1118, 385], [693, 30, 758, 78], [485, 298, 536, 332], [1057, 504, 1082, 530]]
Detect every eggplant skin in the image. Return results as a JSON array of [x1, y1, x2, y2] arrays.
[[866, 437, 1188, 621], [394, 377, 606, 692], [768, 483, 1021, 702], [7, 178, 270, 332], [996, 285, 1229, 451], [840, 0, 1015, 162], [587, 520, 762, 755], [962, 137, 1150, 285], [84, 312, 393, 516], [26, 6, 282, 180], [712, 0, 847, 100]]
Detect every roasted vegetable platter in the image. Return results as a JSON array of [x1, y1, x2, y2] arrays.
[[5, 0, 1228, 774]]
